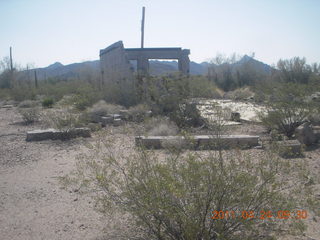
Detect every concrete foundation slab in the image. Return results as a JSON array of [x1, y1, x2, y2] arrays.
[[277, 140, 302, 158], [26, 128, 91, 141], [135, 135, 260, 150]]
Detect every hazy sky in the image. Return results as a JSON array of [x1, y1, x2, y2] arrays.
[[1, 0, 319, 68]]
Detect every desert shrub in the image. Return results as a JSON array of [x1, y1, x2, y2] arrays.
[[19, 107, 40, 124], [67, 135, 315, 240], [259, 83, 315, 137], [9, 86, 37, 101], [56, 95, 76, 107], [87, 100, 123, 122], [171, 102, 205, 128], [224, 87, 254, 101], [102, 81, 138, 108], [143, 74, 189, 116], [146, 117, 179, 136], [188, 76, 222, 98], [42, 97, 54, 108], [127, 104, 150, 122], [44, 109, 85, 131], [18, 100, 39, 108]]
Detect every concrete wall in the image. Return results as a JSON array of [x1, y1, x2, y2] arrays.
[[99, 41, 134, 84], [99, 41, 190, 84]]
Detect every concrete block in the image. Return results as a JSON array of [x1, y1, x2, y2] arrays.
[[26, 128, 91, 141], [68, 128, 91, 138], [314, 130, 320, 142], [113, 119, 123, 126], [107, 114, 122, 120], [101, 116, 114, 126], [90, 114, 103, 123], [135, 136, 162, 149], [26, 129, 57, 141], [295, 122, 316, 146], [135, 135, 259, 150], [196, 135, 259, 150], [277, 140, 302, 158], [2, 105, 14, 109], [119, 110, 129, 120]]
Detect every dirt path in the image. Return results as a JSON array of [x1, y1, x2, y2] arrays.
[[0, 107, 105, 240]]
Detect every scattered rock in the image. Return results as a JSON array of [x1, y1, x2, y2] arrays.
[[295, 122, 317, 146]]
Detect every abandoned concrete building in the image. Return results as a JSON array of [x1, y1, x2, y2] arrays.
[[99, 41, 190, 84]]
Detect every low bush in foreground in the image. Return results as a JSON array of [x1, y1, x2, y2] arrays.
[[64, 134, 318, 240]]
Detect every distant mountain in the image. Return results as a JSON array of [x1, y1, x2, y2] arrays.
[[18, 55, 272, 81], [234, 55, 273, 74], [18, 60, 100, 81]]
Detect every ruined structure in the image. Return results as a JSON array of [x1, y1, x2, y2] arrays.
[[99, 7, 190, 84], [99, 41, 190, 84]]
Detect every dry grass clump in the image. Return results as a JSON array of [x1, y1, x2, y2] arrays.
[[87, 100, 123, 122], [19, 107, 40, 124], [18, 100, 39, 108], [224, 87, 254, 101], [43, 109, 85, 130], [146, 117, 179, 136]]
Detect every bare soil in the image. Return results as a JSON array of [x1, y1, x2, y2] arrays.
[[0, 107, 319, 240]]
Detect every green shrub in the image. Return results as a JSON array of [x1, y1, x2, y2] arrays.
[[259, 83, 315, 137], [42, 97, 54, 108], [171, 102, 205, 128], [19, 107, 40, 124]]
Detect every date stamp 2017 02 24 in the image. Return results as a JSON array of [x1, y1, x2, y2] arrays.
[[211, 210, 308, 220]]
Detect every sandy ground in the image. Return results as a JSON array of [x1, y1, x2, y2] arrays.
[[0, 106, 319, 240], [0, 107, 107, 240]]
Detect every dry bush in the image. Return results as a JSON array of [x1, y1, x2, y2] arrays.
[[18, 100, 39, 108], [146, 117, 179, 136], [43, 109, 85, 131], [87, 100, 123, 122], [66, 137, 315, 240], [19, 107, 40, 124], [127, 104, 150, 122], [224, 87, 254, 101]]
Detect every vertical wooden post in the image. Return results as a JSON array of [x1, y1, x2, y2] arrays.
[[9, 47, 14, 88], [34, 70, 38, 88], [141, 7, 145, 48], [9, 47, 13, 71]]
